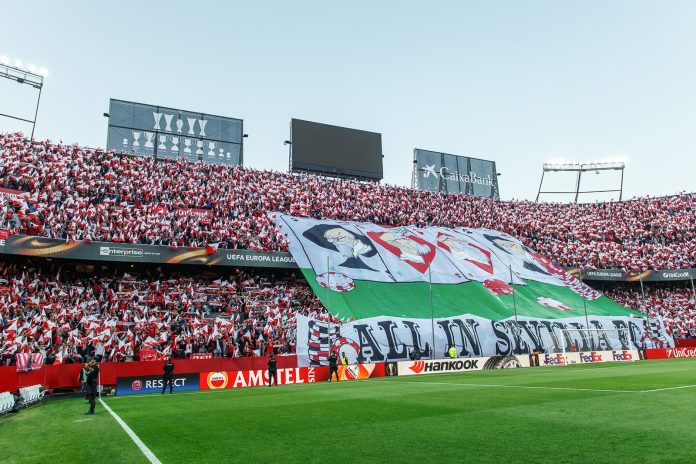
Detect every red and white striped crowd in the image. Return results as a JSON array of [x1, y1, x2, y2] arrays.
[[1, 132, 695, 269], [603, 283, 696, 339], [0, 260, 332, 366]]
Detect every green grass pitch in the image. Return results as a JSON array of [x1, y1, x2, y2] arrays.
[[2, 359, 696, 464]]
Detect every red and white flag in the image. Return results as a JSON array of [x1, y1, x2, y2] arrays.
[[205, 243, 220, 255]]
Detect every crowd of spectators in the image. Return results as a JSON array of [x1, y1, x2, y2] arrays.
[[1, 132, 695, 270], [1, 132, 696, 365], [0, 259, 333, 366], [0, 256, 694, 366], [603, 283, 696, 339]]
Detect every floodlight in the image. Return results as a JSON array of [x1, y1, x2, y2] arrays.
[[537, 158, 626, 202], [0, 56, 45, 142]]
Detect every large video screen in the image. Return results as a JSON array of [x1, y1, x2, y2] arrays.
[[106, 99, 243, 166], [414, 149, 499, 198], [290, 119, 383, 180]]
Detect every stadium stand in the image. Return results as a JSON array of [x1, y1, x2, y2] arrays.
[[1, 132, 695, 269], [0, 133, 695, 366], [603, 283, 696, 339], [0, 259, 330, 366]]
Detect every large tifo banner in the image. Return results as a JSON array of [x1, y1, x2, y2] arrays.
[[273, 215, 674, 365], [296, 314, 663, 366]]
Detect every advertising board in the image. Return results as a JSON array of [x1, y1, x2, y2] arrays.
[[116, 373, 199, 395]]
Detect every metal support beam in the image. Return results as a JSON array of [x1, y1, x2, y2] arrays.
[[0, 63, 44, 141], [536, 161, 625, 203]]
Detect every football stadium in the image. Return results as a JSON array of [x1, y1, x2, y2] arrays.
[[1, 2, 696, 464]]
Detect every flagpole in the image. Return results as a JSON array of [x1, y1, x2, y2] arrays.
[[580, 279, 594, 345], [638, 272, 653, 344], [429, 265, 435, 360], [509, 265, 519, 355], [639, 273, 646, 307], [690, 273, 695, 301], [582, 294, 592, 350], [326, 255, 331, 364]]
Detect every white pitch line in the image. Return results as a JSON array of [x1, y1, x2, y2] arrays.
[[395, 380, 638, 393], [99, 398, 163, 464], [641, 384, 696, 393]]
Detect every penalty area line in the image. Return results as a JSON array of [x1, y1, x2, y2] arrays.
[[99, 398, 163, 464]]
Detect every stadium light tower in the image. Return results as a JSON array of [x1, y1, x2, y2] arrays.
[[0, 55, 47, 141], [535, 159, 626, 203]]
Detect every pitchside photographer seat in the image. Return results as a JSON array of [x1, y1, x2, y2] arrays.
[[18, 385, 45, 407], [0, 392, 15, 414]]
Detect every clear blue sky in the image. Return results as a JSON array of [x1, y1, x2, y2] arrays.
[[1, 0, 694, 201]]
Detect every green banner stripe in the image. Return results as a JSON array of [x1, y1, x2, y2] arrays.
[[301, 269, 641, 321]]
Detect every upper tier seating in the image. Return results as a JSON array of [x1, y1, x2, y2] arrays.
[[1, 133, 694, 270]]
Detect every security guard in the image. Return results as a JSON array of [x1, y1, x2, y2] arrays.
[[341, 352, 348, 365], [448, 345, 458, 359], [267, 352, 278, 387], [78, 364, 89, 400], [328, 351, 339, 382], [83, 358, 99, 415], [162, 358, 175, 394]]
